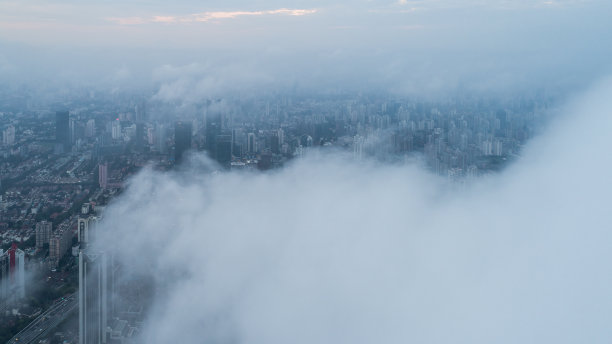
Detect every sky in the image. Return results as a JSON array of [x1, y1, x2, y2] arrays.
[[1, 0, 611, 95], [94, 77, 612, 343]]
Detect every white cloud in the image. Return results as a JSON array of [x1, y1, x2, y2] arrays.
[[105, 8, 317, 25], [96, 77, 612, 343]]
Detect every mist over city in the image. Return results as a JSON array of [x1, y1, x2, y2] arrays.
[[0, 1, 611, 343]]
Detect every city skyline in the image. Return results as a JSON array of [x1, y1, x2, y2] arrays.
[[1, 0, 612, 343]]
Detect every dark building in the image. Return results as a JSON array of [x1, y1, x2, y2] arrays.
[[56, 110, 70, 153], [134, 123, 145, 150], [257, 153, 272, 170], [247, 132, 256, 155], [270, 133, 280, 154], [174, 121, 192, 164], [215, 133, 233, 168], [0, 253, 8, 306], [205, 114, 221, 154]]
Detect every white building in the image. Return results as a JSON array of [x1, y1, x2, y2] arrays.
[[0, 244, 26, 302], [3, 125, 15, 145], [78, 215, 100, 246], [111, 121, 122, 140]]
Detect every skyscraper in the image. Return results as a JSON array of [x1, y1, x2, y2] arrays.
[[0, 244, 25, 301], [247, 132, 256, 154], [99, 163, 108, 189], [215, 133, 233, 168], [111, 121, 121, 140], [13, 245, 25, 299], [205, 114, 220, 154], [69, 117, 77, 145], [0, 252, 8, 305], [49, 228, 72, 268], [56, 110, 70, 153], [156, 123, 167, 154], [35, 221, 53, 248], [174, 121, 192, 164], [2, 125, 15, 145], [86, 119, 96, 138], [134, 122, 145, 150], [78, 216, 99, 248], [79, 251, 113, 344]]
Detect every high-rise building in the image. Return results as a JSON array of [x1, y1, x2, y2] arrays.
[[0, 244, 25, 301], [247, 132, 256, 154], [78, 216, 99, 248], [69, 117, 77, 144], [35, 221, 53, 248], [3, 125, 15, 145], [111, 121, 122, 140], [156, 124, 167, 154], [49, 227, 73, 267], [12, 245, 25, 299], [215, 134, 233, 168], [277, 128, 284, 146], [99, 163, 108, 189], [135, 123, 145, 150], [56, 111, 70, 153], [86, 119, 96, 138], [174, 121, 192, 164], [79, 251, 114, 344], [0, 252, 9, 305], [205, 115, 220, 154], [270, 132, 280, 154]]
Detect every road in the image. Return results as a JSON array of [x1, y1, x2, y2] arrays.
[[6, 292, 77, 344]]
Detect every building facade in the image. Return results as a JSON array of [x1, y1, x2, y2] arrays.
[[35, 220, 53, 248], [79, 251, 114, 344], [49, 227, 73, 267]]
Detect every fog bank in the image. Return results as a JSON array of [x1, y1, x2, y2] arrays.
[[92, 77, 612, 343]]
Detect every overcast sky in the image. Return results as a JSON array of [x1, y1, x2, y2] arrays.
[[1, 0, 611, 95]]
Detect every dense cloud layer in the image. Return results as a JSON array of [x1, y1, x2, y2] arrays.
[[95, 78, 612, 343]]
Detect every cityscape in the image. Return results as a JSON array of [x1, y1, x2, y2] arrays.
[[1, 0, 612, 343]]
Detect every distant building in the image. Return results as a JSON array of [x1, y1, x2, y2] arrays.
[[49, 227, 73, 267], [135, 122, 145, 150], [174, 121, 192, 164], [35, 220, 53, 248], [277, 128, 284, 146], [147, 127, 154, 145], [56, 111, 70, 153], [2, 125, 15, 145], [156, 124, 167, 154], [206, 115, 220, 153], [69, 117, 77, 145], [111, 121, 122, 140], [86, 119, 96, 138], [99, 163, 108, 189], [215, 133, 232, 168], [247, 132, 256, 154]]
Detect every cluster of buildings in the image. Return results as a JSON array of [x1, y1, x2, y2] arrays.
[[0, 88, 551, 342], [2, 92, 548, 188]]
